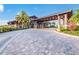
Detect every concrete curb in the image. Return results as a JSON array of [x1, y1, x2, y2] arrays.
[[53, 30, 79, 38], [39, 28, 79, 39]]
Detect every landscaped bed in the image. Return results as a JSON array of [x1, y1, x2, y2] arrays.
[[62, 31, 79, 36], [0, 25, 17, 33]]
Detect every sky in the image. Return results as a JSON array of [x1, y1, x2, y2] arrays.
[[0, 4, 79, 25]]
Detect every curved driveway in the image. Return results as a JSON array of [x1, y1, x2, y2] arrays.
[[0, 29, 79, 55]]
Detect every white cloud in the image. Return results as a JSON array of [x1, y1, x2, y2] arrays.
[[0, 19, 14, 25], [0, 20, 9, 25], [0, 4, 4, 12]]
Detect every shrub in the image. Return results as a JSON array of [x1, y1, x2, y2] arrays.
[[75, 26, 79, 31], [0, 25, 17, 33], [67, 22, 77, 31], [60, 25, 68, 31]]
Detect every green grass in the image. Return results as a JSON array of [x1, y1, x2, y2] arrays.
[[60, 26, 79, 36], [62, 31, 79, 36]]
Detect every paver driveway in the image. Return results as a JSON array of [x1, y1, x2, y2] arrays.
[[0, 29, 79, 55]]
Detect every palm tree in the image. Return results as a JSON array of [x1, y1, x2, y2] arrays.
[[15, 15, 22, 28], [15, 11, 30, 29], [68, 9, 79, 31], [69, 9, 79, 25]]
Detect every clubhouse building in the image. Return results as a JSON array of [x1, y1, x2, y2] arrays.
[[8, 10, 73, 30], [30, 10, 72, 30]]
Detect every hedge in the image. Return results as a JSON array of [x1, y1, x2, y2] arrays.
[[0, 25, 17, 33]]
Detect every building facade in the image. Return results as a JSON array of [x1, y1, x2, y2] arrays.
[[30, 10, 73, 31], [8, 20, 24, 29], [8, 10, 73, 30]]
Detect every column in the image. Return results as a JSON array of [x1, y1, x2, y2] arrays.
[[57, 15, 61, 31], [64, 14, 68, 29]]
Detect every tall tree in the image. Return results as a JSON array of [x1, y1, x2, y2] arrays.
[[15, 11, 30, 28], [69, 9, 79, 25]]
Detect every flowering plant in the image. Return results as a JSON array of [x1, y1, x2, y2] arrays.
[[68, 22, 77, 31]]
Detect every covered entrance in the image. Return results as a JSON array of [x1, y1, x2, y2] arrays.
[[31, 10, 72, 30]]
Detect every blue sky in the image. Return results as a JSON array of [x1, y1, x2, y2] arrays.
[[0, 4, 79, 25]]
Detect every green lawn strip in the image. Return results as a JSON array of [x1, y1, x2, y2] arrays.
[[62, 31, 79, 36]]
